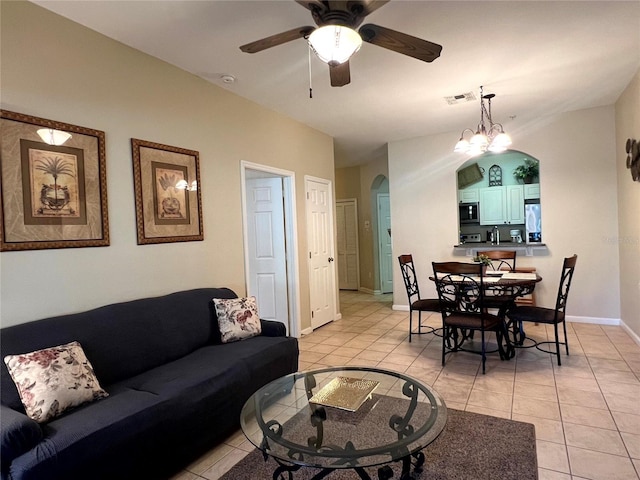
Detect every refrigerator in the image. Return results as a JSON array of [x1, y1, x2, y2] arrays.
[[525, 202, 542, 243]]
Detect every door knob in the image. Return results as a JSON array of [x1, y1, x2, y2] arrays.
[[328, 257, 334, 262]]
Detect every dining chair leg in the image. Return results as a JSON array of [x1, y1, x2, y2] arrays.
[[562, 321, 569, 355], [441, 326, 447, 366], [409, 309, 413, 343], [554, 323, 561, 366], [418, 311, 422, 336], [481, 330, 486, 374]]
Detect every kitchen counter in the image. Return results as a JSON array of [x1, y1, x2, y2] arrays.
[[454, 242, 547, 257]]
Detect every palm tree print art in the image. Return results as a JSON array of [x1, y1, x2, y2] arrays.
[[34, 155, 76, 215]]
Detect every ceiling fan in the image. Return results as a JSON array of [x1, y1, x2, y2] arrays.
[[239, 0, 442, 87]]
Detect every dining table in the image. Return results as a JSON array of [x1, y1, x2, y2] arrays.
[[429, 269, 543, 358]]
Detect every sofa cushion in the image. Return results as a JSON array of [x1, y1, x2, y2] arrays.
[[7, 386, 176, 480], [4, 342, 108, 423], [213, 296, 262, 343]]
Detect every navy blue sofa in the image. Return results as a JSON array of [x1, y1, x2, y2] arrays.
[[0, 288, 299, 480]]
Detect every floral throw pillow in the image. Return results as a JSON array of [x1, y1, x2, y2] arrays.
[[213, 296, 262, 343], [3, 341, 109, 423]]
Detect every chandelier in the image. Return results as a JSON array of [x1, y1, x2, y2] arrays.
[[454, 86, 512, 156]]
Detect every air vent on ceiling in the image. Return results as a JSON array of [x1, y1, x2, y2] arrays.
[[444, 92, 476, 105]]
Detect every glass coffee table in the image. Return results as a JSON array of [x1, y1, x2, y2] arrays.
[[240, 366, 447, 480]]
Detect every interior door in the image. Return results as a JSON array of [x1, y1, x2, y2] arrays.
[[336, 199, 359, 290], [377, 193, 393, 294], [306, 178, 336, 329], [246, 177, 289, 332]]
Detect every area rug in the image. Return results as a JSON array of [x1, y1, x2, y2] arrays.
[[220, 408, 537, 480]]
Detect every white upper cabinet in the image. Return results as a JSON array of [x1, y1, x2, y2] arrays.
[[505, 185, 525, 224], [479, 187, 505, 225], [458, 188, 479, 203], [479, 185, 524, 225], [524, 183, 540, 200]]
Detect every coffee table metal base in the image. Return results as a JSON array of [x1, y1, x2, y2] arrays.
[[268, 450, 425, 480]]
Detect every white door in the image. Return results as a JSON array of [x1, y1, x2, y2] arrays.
[[246, 177, 289, 331], [377, 194, 393, 294], [336, 199, 359, 290], [306, 178, 336, 329]]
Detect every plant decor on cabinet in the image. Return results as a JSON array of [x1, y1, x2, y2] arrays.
[[513, 159, 539, 184]]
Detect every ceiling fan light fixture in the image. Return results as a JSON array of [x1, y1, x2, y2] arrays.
[[308, 25, 362, 65]]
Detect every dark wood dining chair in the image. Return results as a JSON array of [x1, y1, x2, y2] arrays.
[[506, 254, 578, 366], [398, 254, 441, 342], [479, 250, 517, 312], [432, 261, 511, 374], [480, 250, 517, 272]]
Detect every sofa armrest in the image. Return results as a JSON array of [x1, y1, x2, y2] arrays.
[[260, 319, 286, 337], [1, 404, 43, 470]]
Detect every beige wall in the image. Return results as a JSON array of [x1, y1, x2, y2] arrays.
[[335, 166, 361, 200], [389, 105, 624, 325], [0, 1, 335, 329], [615, 70, 640, 336]]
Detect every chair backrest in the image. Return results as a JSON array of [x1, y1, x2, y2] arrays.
[[432, 261, 485, 314], [554, 254, 578, 315], [398, 254, 421, 303], [480, 250, 517, 271]]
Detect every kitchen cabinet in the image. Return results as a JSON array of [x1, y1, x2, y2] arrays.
[[524, 183, 540, 200], [479, 185, 524, 225], [505, 185, 525, 224], [458, 188, 479, 203]]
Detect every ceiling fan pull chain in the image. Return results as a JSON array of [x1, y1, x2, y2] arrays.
[[308, 45, 313, 99]]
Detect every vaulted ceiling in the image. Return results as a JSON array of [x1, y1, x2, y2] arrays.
[[34, 1, 640, 167]]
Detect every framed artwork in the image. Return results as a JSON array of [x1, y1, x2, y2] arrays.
[[131, 138, 203, 244], [0, 110, 109, 251]]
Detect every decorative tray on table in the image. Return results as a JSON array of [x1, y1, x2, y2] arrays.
[[309, 376, 379, 412]]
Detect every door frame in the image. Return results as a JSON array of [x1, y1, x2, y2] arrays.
[[305, 175, 339, 327], [241, 161, 301, 338], [377, 193, 393, 294]]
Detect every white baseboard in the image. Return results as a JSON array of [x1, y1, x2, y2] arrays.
[[300, 327, 313, 336], [335, 313, 342, 321], [392, 304, 409, 312], [620, 320, 640, 346], [566, 315, 620, 326], [359, 287, 382, 295]]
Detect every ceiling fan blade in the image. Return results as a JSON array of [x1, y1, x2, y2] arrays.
[[240, 26, 315, 54], [359, 23, 442, 62], [330, 61, 351, 87]]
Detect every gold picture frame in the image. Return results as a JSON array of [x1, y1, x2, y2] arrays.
[[131, 138, 203, 244], [0, 110, 109, 251]]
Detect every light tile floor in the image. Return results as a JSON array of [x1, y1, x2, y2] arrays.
[[172, 291, 640, 480]]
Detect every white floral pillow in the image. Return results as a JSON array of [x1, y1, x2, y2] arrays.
[[213, 296, 262, 343], [3, 341, 109, 423]]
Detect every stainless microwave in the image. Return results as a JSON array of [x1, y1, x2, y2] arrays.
[[459, 202, 479, 223]]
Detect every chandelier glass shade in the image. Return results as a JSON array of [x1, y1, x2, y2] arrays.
[[308, 25, 362, 65], [454, 87, 512, 156]]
